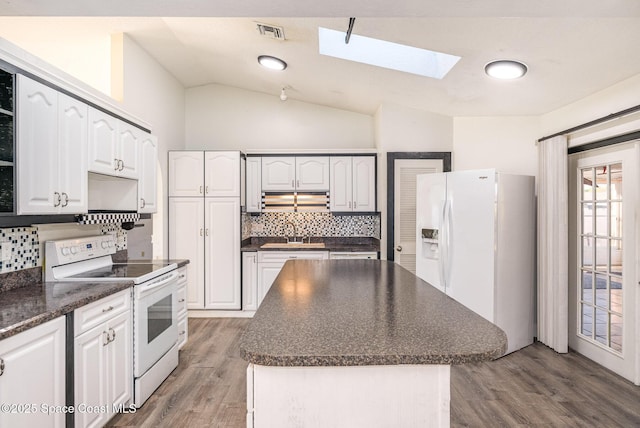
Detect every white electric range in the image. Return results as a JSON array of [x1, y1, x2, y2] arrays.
[[45, 234, 180, 408]]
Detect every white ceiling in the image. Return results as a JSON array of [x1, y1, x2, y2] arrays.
[[2, 1, 640, 117]]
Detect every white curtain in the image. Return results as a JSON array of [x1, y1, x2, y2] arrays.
[[537, 135, 569, 353]]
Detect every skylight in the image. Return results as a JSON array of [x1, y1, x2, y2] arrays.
[[318, 27, 460, 79]]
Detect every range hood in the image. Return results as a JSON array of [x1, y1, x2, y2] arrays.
[[262, 192, 329, 212], [88, 172, 137, 212]]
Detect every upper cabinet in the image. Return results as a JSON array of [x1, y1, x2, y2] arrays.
[[261, 156, 329, 192], [245, 157, 262, 213], [0, 68, 14, 214], [88, 107, 139, 180], [16, 75, 88, 214], [138, 134, 158, 213], [330, 156, 376, 212], [169, 151, 241, 198]]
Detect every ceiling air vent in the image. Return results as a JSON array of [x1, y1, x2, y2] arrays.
[[256, 23, 286, 41]]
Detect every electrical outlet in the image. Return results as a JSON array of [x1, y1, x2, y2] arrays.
[[1, 243, 10, 262]]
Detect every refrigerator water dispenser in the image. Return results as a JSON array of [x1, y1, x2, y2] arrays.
[[421, 228, 439, 259]]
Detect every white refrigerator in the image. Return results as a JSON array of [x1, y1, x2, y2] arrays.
[[416, 169, 535, 354]]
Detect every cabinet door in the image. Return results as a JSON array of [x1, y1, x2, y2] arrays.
[[177, 314, 188, 350], [261, 157, 295, 191], [352, 156, 376, 211], [257, 262, 285, 306], [205, 197, 241, 309], [16, 75, 58, 214], [88, 107, 118, 175], [246, 157, 262, 213], [116, 122, 140, 179], [205, 151, 240, 197], [169, 198, 205, 309], [296, 156, 330, 191], [106, 311, 132, 415], [138, 134, 158, 213], [242, 252, 258, 310], [58, 93, 88, 213], [75, 324, 108, 428], [329, 157, 352, 212], [0, 317, 66, 428], [168, 151, 204, 197]]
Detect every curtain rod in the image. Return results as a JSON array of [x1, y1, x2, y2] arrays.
[[537, 103, 640, 143]]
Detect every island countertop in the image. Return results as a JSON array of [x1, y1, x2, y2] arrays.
[[240, 260, 507, 367]]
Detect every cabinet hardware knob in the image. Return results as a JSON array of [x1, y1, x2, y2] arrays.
[[119, 159, 125, 171], [205, 186, 209, 194], [61, 193, 69, 207], [297, 180, 299, 188], [291, 180, 294, 188], [354, 201, 357, 209], [178, 298, 185, 303], [114, 159, 119, 170], [102, 305, 114, 313], [53, 192, 61, 207], [396, 246, 403, 252], [140, 198, 146, 208], [109, 328, 116, 342], [103, 331, 110, 346], [199, 185, 203, 194], [0, 358, 4, 376], [179, 331, 186, 336], [205, 229, 209, 236], [179, 274, 185, 279], [348, 201, 351, 209], [200, 228, 204, 236]]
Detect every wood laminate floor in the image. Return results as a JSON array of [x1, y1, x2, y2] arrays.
[[108, 318, 640, 428]]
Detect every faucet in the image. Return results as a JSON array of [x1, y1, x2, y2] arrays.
[[285, 221, 299, 243]]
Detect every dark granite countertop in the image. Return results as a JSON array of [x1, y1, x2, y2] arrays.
[[240, 260, 507, 367], [0, 259, 189, 341], [0, 280, 133, 340], [241, 237, 379, 253]]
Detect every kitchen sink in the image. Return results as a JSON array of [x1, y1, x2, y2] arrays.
[[260, 242, 326, 249]]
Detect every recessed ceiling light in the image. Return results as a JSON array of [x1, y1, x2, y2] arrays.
[[258, 55, 287, 71], [485, 60, 528, 80]]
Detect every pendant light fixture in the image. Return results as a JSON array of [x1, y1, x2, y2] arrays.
[[258, 55, 287, 71], [484, 60, 528, 79]]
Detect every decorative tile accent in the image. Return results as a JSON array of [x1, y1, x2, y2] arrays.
[[0, 227, 39, 273], [76, 213, 140, 225], [244, 212, 380, 239], [100, 223, 127, 251]]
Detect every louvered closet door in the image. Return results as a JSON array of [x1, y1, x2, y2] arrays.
[[394, 159, 443, 273]]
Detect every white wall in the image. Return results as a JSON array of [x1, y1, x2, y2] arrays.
[[374, 103, 454, 260], [185, 84, 374, 151], [115, 34, 186, 259], [452, 116, 539, 176]]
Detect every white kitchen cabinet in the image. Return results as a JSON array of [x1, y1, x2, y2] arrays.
[[205, 151, 241, 197], [242, 252, 258, 311], [261, 156, 330, 191], [256, 251, 329, 305], [74, 289, 132, 428], [205, 197, 241, 309], [138, 134, 158, 213], [88, 107, 139, 179], [245, 156, 262, 213], [177, 267, 188, 349], [0, 317, 65, 428], [16, 75, 88, 214], [330, 156, 376, 212], [168, 151, 204, 197], [169, 198, 205, 309], [169, 151, 242, 311]]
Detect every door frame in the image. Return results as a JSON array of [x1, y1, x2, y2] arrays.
[[386, 152, 451, 261]]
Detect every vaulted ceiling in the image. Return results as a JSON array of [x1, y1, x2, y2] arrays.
[[1, 1, 640, 117]]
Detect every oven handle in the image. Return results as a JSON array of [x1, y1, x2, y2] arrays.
[[138, 271, 178, 295]]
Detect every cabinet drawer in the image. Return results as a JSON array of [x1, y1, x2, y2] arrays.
[[74, 289, 131, 337], [177, 266, 188, 285], [177, 314, 188, 350], [257, 251, 329, 263], [177, 284, 187, 317]]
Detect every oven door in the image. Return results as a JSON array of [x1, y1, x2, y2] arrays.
[[134, 270, 179, 377]]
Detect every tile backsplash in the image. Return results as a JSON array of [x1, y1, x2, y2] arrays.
[[0, 223, 127, 274], [243, 212, 380, 240]]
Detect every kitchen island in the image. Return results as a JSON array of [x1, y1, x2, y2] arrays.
[[240, 259, 507, 428]]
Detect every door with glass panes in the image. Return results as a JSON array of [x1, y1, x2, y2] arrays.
[[568, 142, 638, 385]]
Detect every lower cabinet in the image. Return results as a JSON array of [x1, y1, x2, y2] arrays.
[[256, 251, 329, 306], [177, 266, 188, 349], [74, 289, 132, 428], [0, 317, 66, 428], [242, 252, 258, 311]]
